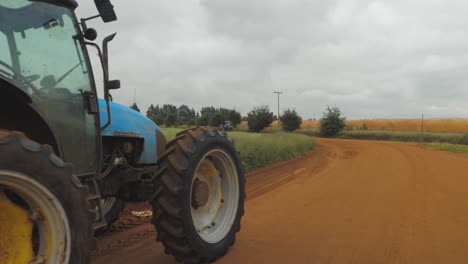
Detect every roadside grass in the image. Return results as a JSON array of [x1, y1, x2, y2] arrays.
[[293, 128, 468, 145], [160, 128, 315, 172], [338, 130, 468, 144], [229, 132, 315, 172], [159, 127, 182, 141], [418, 143, 468, 153]]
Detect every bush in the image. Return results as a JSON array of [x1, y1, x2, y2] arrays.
[[280, 109, 302, 132], [210, 113, 225, 127], [458, 133, 468, 145], [165, 113, 178, 127], [247, 105, 274, 132], [197, 115, 210, 126], [320, 106, 346, 137], [149, 114, 165, 126]]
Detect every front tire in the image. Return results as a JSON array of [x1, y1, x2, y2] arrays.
[[151, 127, 245, 263], [0, 131, 93, 264]]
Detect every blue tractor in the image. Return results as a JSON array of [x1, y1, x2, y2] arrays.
[[0, 1, 245, 263]]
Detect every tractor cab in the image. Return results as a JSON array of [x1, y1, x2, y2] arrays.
[[0, 0, 117, 175]]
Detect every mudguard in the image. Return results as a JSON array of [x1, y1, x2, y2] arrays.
[[99, 99, 163, 164]]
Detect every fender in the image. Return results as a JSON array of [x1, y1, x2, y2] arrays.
[[99, 99, 162, 164]]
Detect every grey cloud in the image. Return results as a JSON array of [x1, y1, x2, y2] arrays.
[[76, 0, 468, 119]]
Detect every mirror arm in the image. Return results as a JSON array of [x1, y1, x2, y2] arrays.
[[84, 41, 112, 131]]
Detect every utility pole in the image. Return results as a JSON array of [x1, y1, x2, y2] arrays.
[[421, 114, 424, 142], [274, 91, 283, 127]]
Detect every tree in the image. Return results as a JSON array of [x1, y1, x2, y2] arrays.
[[146, 104, 155, 117], [210, 112, 225, 127], [165, 113, 178, 127], [130, 103, 140, 112], [149, 114, 165, 126], [360, 122, 368, 130], [178, 104, 195, 125], [227, 110, 242, 127], [319, 106, 346, 137], [280, 109, 302, 132], [197, 115, 210, 126], [247, 105, 274, 132]]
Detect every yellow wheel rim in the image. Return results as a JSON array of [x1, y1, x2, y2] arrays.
[[0, 170, 71, 264], [0, 190, 34, 264]]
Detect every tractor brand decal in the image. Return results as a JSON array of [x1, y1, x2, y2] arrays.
[[113, 131, 142, 138]]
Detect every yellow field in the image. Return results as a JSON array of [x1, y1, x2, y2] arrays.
[[267, 119, 468, 132]]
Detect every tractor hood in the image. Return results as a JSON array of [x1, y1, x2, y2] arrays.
[[99, 99, 162, 164]]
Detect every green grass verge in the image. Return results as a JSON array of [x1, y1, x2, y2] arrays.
[[418, 143, 468, 153], [160, 128, 315, 172], [293, 128, 468, 145], [338, 130, 468, 144]]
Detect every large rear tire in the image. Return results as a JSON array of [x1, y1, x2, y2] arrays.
[[151, 127, 245, 263], [0, 131, 93, 264]]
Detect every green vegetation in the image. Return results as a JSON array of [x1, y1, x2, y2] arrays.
[[280, 109, 302, 132], [160, 128, 315, 172], [338, 130, 468, 144], [293, 127, 468, 145], [160, 127, 182, 140], [246, 105, 274, 132], [229, 132, 315, 172], [320, 106, 346, 137], [130, 102, 141, 112], [146, 104, 241, 128], [419, 143, 468, 153], [209, 112, 225, 127], [165, 113, 178, 127]]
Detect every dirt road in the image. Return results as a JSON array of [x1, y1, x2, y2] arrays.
[[92, 138, 468, 264]]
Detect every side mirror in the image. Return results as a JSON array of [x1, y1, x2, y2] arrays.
[[94, 0, 117, 23], [106, 80, 121, 90]]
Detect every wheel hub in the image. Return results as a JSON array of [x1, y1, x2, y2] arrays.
[[192, 179, 209, 209], [0, 189, 34, 264], [190, 149, 240, 243]]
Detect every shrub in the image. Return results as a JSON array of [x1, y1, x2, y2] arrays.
[[320, 106, 346, 137], [458, 133, 468, 145], [247, 105, 274, 132], [197, 115, 210, 126], [280, 109, 302, 132], [210, 113, 225, 127], [149, 114, 165, 126], [165, 113, 178, 127]]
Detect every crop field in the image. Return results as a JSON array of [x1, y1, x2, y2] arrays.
[[161, 128, 315, 172]]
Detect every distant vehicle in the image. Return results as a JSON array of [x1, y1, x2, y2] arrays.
[[224, 121, 234, 131]]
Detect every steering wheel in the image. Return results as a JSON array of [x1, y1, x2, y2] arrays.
[[0, 60, 40, 84]]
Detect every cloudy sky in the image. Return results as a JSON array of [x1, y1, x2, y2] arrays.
[[77, 0, 468, 119]]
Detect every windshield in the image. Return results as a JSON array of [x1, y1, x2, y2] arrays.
[[0, 0, 91, 96]]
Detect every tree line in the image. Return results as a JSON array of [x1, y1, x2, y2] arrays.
[[130, 102, 346, 136], [131, 103, 242, 128]]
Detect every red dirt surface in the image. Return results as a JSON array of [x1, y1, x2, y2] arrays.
[[92, 138, 468, 264]]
